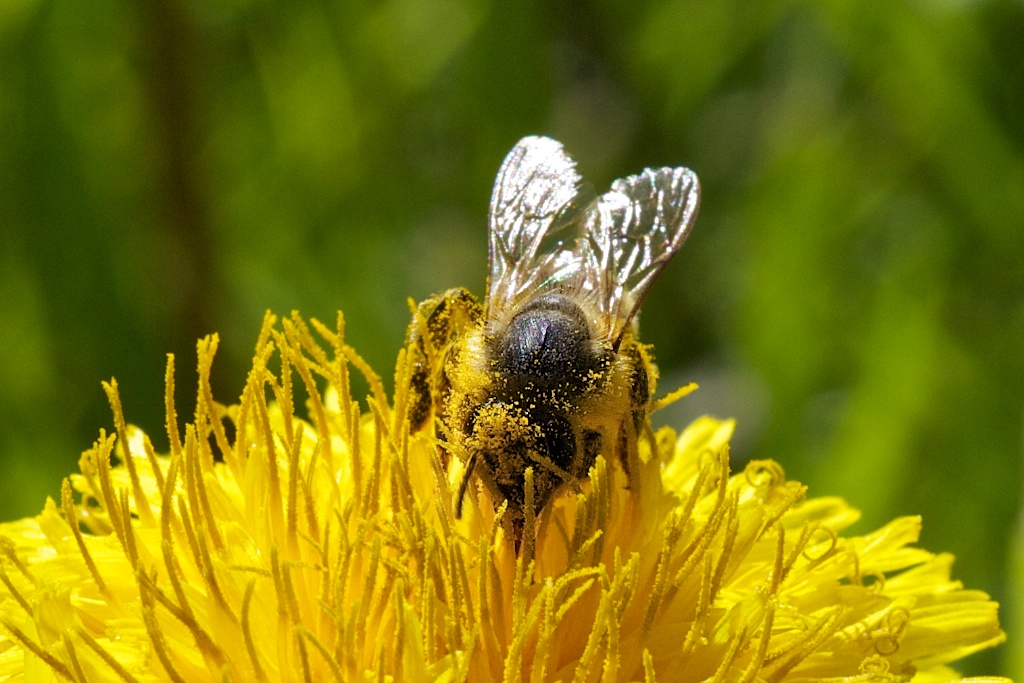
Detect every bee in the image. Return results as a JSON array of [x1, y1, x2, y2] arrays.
[[406, 136, 700, 532]]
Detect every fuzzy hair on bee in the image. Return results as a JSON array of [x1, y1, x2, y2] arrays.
[[405, 136, 701, 538]]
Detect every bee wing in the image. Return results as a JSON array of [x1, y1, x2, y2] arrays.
[[579, 166, 701, 348], [486, 136, 590, 319]]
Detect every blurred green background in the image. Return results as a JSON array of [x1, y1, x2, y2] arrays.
[[1, 0, 1022, 675]]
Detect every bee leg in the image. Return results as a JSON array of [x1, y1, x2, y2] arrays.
[[617, 342, 651, 491], [454, 451, 478, 519], [617, 422, 634, 487], [404, 287, 483, 436], [627, 347, 651, 435], [405, 298, 440, 434], [406, 361, 433, 434], [580, 429, 602, 476]]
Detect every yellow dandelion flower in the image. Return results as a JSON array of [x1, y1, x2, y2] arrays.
[[0, 311, 1008, 682]]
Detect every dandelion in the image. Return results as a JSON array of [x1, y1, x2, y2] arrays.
[[0, 311, 1008, 681]]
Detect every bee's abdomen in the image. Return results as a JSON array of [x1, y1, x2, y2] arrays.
[[491, 295, 602, 396]]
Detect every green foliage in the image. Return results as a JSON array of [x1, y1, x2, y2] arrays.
[[1, 0, 1021, 675]]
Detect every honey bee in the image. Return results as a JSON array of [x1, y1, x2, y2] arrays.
[[406, 136, 700, 532]]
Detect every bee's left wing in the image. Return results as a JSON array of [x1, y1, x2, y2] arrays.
[[578, 166, 701, 349], [486, 136, 590, 320]]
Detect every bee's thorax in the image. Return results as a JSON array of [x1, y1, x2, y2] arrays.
[[490, 294, 606, 398]]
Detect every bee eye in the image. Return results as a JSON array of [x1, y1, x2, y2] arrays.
[[464, 399, 514, 442], [463, 405, 481, 435], [540, 415, 575, 472]]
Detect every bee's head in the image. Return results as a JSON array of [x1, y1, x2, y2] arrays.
[[463, 400, 577, 518]]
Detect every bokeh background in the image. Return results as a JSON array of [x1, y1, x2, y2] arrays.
[[1, 0, 1022, 676]]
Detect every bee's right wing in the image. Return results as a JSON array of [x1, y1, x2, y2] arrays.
[[486, 136, 590, 321], [579, 165, 701, 349]]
